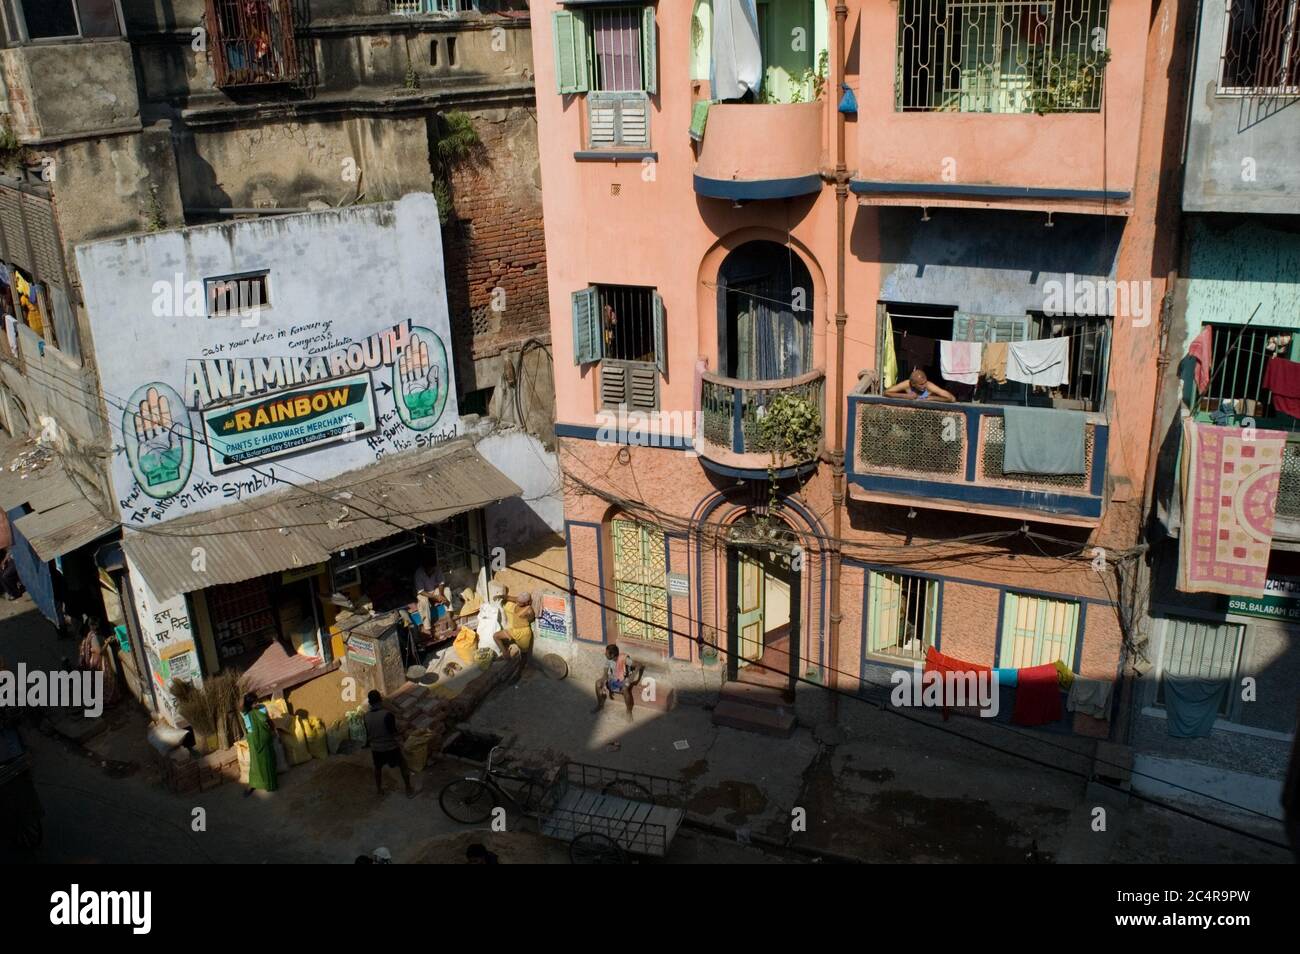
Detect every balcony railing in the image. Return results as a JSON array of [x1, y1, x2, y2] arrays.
[[206, 0, 300, 88], [699, 369, 825, 473], [847, 395, 1107, 522]]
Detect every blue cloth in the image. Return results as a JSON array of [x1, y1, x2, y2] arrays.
[[1002, 406, 1087, 475], [1164, 679, 1226, 738], [838, 84, 858, 113], [993, 668, 1018, 687]]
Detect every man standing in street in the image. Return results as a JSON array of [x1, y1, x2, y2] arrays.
[[364, 690, 414, 798]]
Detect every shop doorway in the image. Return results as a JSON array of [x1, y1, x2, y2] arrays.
[[726, 534, 801, 694]]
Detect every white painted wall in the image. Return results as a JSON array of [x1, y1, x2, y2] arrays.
[[476, 428, 563, 547], [74, 194, 460, 527]]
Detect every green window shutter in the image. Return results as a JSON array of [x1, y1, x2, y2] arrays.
[[641, 5, 658, 95], [652, 290, 666, 376], [990, 316, 1030, 342], [572, 286, 601, 365], [553, 10, 590, 94], [954, 313, 1030, 343]]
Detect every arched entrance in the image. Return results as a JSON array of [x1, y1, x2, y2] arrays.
[[725, 515, 802, 693]]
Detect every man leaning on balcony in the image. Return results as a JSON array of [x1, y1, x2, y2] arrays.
[[884, 370, 956, 403]]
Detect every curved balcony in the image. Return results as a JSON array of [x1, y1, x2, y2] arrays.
[[698, 369, 824, 478], [693, 102, 825, 201]]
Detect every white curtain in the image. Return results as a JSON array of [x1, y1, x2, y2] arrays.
[[711, 0, 762, 101]]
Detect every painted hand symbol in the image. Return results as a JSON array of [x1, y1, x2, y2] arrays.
[[399, 340, 440, 421], [135, 387, 181, 487]]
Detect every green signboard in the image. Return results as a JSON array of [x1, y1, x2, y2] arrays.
[[1222, 576, 1300, 622], [203, 372, 377, 473]]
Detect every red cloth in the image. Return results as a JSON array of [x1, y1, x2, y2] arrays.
[[1264, 357, 1300, 419], [1012, 664, 1063, 726], [923, 647, 991, 719], [1187, 326, 1212, 394]]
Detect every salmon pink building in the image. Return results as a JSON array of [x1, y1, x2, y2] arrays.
[[532, 0, 1190, 737]]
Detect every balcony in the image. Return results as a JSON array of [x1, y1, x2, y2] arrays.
[[846, 396, 1108, 525], [1274, 441, 1300, 543], [693, 101, 825, 200], [205, 0, 301, 88], [698, 370, 825, 477]]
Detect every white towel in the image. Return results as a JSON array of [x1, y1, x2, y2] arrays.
[[3, 315, 16, 355], [939, 340, 983, 385], [1007, 337, 1070, 387]]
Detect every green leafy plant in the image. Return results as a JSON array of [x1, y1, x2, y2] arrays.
[[431, 111, 484, 224], [1026, 46, 1110, 114], [0, 119, 25, 172], [755, 390, 822, 519], [144, 184, 167, 232]]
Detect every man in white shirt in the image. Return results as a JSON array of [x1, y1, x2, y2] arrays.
[[413, 556, 450, 636]]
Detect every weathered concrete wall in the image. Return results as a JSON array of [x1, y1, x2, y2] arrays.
[[476, 428, 562, 546], [0, 41, 139, 142], [1183, 0, 1300, 214], [74, 194, 461, 526], [175, 114, 431, 211], [1181, 215, 1300, 329]]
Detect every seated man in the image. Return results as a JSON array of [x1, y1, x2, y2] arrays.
[[592, 643, 643, 721], [885, 369, 956, 403], [413, 556, 451, 636]]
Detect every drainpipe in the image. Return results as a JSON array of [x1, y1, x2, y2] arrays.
[[826, 1, 849, 720]]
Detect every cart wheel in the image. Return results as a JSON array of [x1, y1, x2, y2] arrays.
[[539, 654, 568, 680], [602, 779, 654, 804], [439, 779, 496, 824], [570, 832, 625, 865], [14, 812, 42, 850]]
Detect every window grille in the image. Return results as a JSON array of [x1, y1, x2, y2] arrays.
[[857, 402, 965, 477], [867, 571, 939, 660], [205, 0, 300, 88], [611, 516, 669, 643], [998, 592, 1079, 668], [896, 0, 1110, 113], [980, 414, 1092, 488], [1030, 313, 1110, 411], [1156, 617, 1243, 716], [1219, 0, 1300, 93], [1199, 323, 1294, 418], [389, 1, 479, 12]]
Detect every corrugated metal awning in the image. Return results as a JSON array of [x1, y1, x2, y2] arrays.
[[121, 440, 521, 602], [0, 440, 117, 562]]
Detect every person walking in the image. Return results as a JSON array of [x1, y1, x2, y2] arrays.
[[241, 693, 277, 796], [364, 690, 414, 798]]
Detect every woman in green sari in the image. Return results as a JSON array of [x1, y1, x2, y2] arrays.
[[241, 693, 278, 796]]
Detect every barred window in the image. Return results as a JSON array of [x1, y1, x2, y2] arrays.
[[866, 571, 939, 660], [11, 0, 121, 39], [1219, 0, 1300, 93], [896, 0, 1111, 113], [1196, 323, 1294, 419]]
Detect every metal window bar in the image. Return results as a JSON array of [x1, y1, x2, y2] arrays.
[[1031, 314, 1110, 411], [598, 285, 654, 363], [1156, 618, 1243, 715], [590, 5, 644, 91], [389, 1, 478, 12], [206, 0, 299, 88], [1201, 324, 1293, 418], [869, 571, 937, 660], [1219, 0, 1300, 93], [896, 0, 1110, 112]]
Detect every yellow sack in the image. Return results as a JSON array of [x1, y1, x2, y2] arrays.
[[282, 714, 311, 766], [264, 697, 289, 720], [235, 739, 251, 785], [403, 728, 434, 773], [306, 716, 329, 760], [454, 625, 478, 663]]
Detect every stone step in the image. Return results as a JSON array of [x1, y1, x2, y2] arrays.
[[719, 681, 789, 710], [712, 699, 796, 738]]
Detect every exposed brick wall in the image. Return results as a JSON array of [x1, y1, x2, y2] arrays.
[[441, 106, 549, 383]]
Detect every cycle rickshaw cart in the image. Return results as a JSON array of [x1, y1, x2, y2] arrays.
[[439, 749, 687, 863]]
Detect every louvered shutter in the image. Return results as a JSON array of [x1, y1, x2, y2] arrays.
[[588, 93, 619, 148], [953, 312, 1030, 343], [641, 5, 658, 95], [553, 10, 590, 94], [588, 92, 650, 148], [652, 290, 666, 376], [572, 286, 601, 365], [601, 363, 627, 407], [628, 364, 658, 410]]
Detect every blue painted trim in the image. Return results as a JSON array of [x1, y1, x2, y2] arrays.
[[565, 520, 608, 645], [575, 150, 658, 163], [935, 578, 945, 653], [1089, 424, 1110, 498], [963, 411, 980, 483], [698, 458, 818, 481], [993, 592, 1007, 668], [554, 421, 694, 451], [849, 180, 1132, 203], [1075, 602, 1088, 673], [849, 472, 1103, 518], [694, 173, 823, 200], [663, 530, 687, 661]]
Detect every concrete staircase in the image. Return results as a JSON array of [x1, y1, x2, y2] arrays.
[[711, 681, 796, 737]]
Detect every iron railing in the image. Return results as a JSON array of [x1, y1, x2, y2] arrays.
[[206, 0, 300, 88], [1197, 324, 1295, 420], [1218, 0, 1300, 93], [699, 369, 825, 461], [896, 0, 1111, 113], [389, 1, 481, 13]]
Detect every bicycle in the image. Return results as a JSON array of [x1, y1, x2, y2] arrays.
[[438, 746, 553, 824]]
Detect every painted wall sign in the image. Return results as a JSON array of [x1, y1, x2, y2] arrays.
[[666, 572, 689, 597], [346, 634, 378, 667], [75, 194, 461, 528], [202, 371, 378, 472], [537, 591, 572, 641]]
